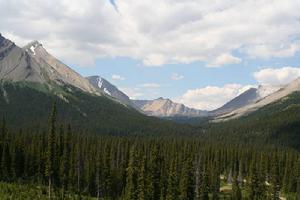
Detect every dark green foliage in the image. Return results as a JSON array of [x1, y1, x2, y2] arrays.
[[0, 81, 194, 136], [231, 175, 242, 200]]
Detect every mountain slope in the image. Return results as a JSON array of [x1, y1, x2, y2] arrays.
[[210, 85, 280, 116], [0, 81, 193, 135], [86, 75, 140, 110], [206, 91, 300, 149], [210, 88, 259, 116], [216, 78, 300, 121], [0, 34, 194, 135], [0, 34, 99, 95], [133, 97, 207, 117]]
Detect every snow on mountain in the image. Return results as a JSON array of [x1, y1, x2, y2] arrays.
[[132, 97, 207, 117], [86, 76, 140, 110]]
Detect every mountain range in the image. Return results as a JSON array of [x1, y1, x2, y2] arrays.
[[0, 33, 193, 134], [1, 33, 300, 131]]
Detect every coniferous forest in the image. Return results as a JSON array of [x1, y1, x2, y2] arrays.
[[0, 103, 300, 199]]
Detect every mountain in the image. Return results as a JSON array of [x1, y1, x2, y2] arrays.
[[132, 97, 207, 117], [86, 75, 140, 110], [215, 77, 300, 121], [0, 34, 194, 134], [210, 85, 281, 116], [0, 34, 99, 95]]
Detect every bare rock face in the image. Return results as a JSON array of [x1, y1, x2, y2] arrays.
[[215, 78, 300, 121], [132, 97, 207, 117], [0, 34, 99, 95], [210, 85, 281, 116]]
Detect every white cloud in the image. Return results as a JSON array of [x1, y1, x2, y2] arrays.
[[175, 84, 254, 110], [207, 54, 241, 67], [112, 74, 125, 81], [171, 73, 184, 80], [120, 87, 144, 99], [254, 67, 300, 86], [140, 83, 161, 88], [1, 0, 300, 66]]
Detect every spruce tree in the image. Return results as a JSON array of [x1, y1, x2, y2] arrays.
[[166, 158, 179, 200], [231, 174, 242, 200], [45, 102, 57, 198], [269, 154, 280, 200], [137, 156, 146, 200], [124, 146, 138, 200], [200, 170, 209, 200]]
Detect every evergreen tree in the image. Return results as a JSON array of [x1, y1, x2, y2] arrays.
[[179, 156, 194, 200], [200, 170, 209, 200], [231, 174, 242, 200], [166, 158, 179, 200], [137, 156, 146, 200], [124, 146, 138, 200], [45, 102, 57, 198], [269, 154, 280, 200]]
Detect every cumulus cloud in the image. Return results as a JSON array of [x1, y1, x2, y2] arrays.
[[1, 0, 300, 66], [112, 74, 125, 81], [176, 66, 300, 110], [207, 54, 241, 67], [254, 67, 300, 86], [171, 73, 184, 80], [175, 84, 254, 110]]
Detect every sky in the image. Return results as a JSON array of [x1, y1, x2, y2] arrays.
[[1, 0, 300, 110]]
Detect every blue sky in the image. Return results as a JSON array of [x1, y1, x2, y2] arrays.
[[70, 52, 300, 102], [1, 0, 300, 110]]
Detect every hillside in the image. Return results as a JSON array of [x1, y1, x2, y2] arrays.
[[206, 91, 300, 149], [0, 81, 193, 135]]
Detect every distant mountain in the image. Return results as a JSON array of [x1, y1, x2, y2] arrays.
[[86, 75, 140, 110], [132, 97, 207, 117], [210, 85, 280, 116], [215, 77, 300, 121]]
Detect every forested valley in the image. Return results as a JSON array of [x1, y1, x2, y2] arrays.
[[0, 103, 299, 200]]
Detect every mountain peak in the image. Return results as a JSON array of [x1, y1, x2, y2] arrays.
[[23, 40, 43, 55]]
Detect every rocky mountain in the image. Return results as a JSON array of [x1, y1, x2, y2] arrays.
[[210, 85, 281, 116], [0, 34, 99, 95], [215, 77, 300, 121], [132, 97, 207, 117], [86, 75, 140, 110], [0, 34, 193, 134]]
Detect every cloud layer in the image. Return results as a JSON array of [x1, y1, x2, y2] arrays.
[[1, 0, 300, 67]]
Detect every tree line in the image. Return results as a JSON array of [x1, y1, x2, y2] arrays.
[[0, 104, 299, 199]]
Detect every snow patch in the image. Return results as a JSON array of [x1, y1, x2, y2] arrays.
[[30, 46, 36, 55], [97, 77, 103, 88], [104, 88, 111, 95]]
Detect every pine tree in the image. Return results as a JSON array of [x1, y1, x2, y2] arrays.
[[124, 146, 138, 200], [200, 170, 209, 200], [137, 156, 146, 200], [231, 174, 242, 200], [248, 160, 266, 200], [297, 158, 300, 200], [166, 158, 179, 200], [45, 102, 57, 198], [269, 154, 280, 200], [179, 156, 194, 200], [148, 146, 161, 200], [60, 124, 71, 194]]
